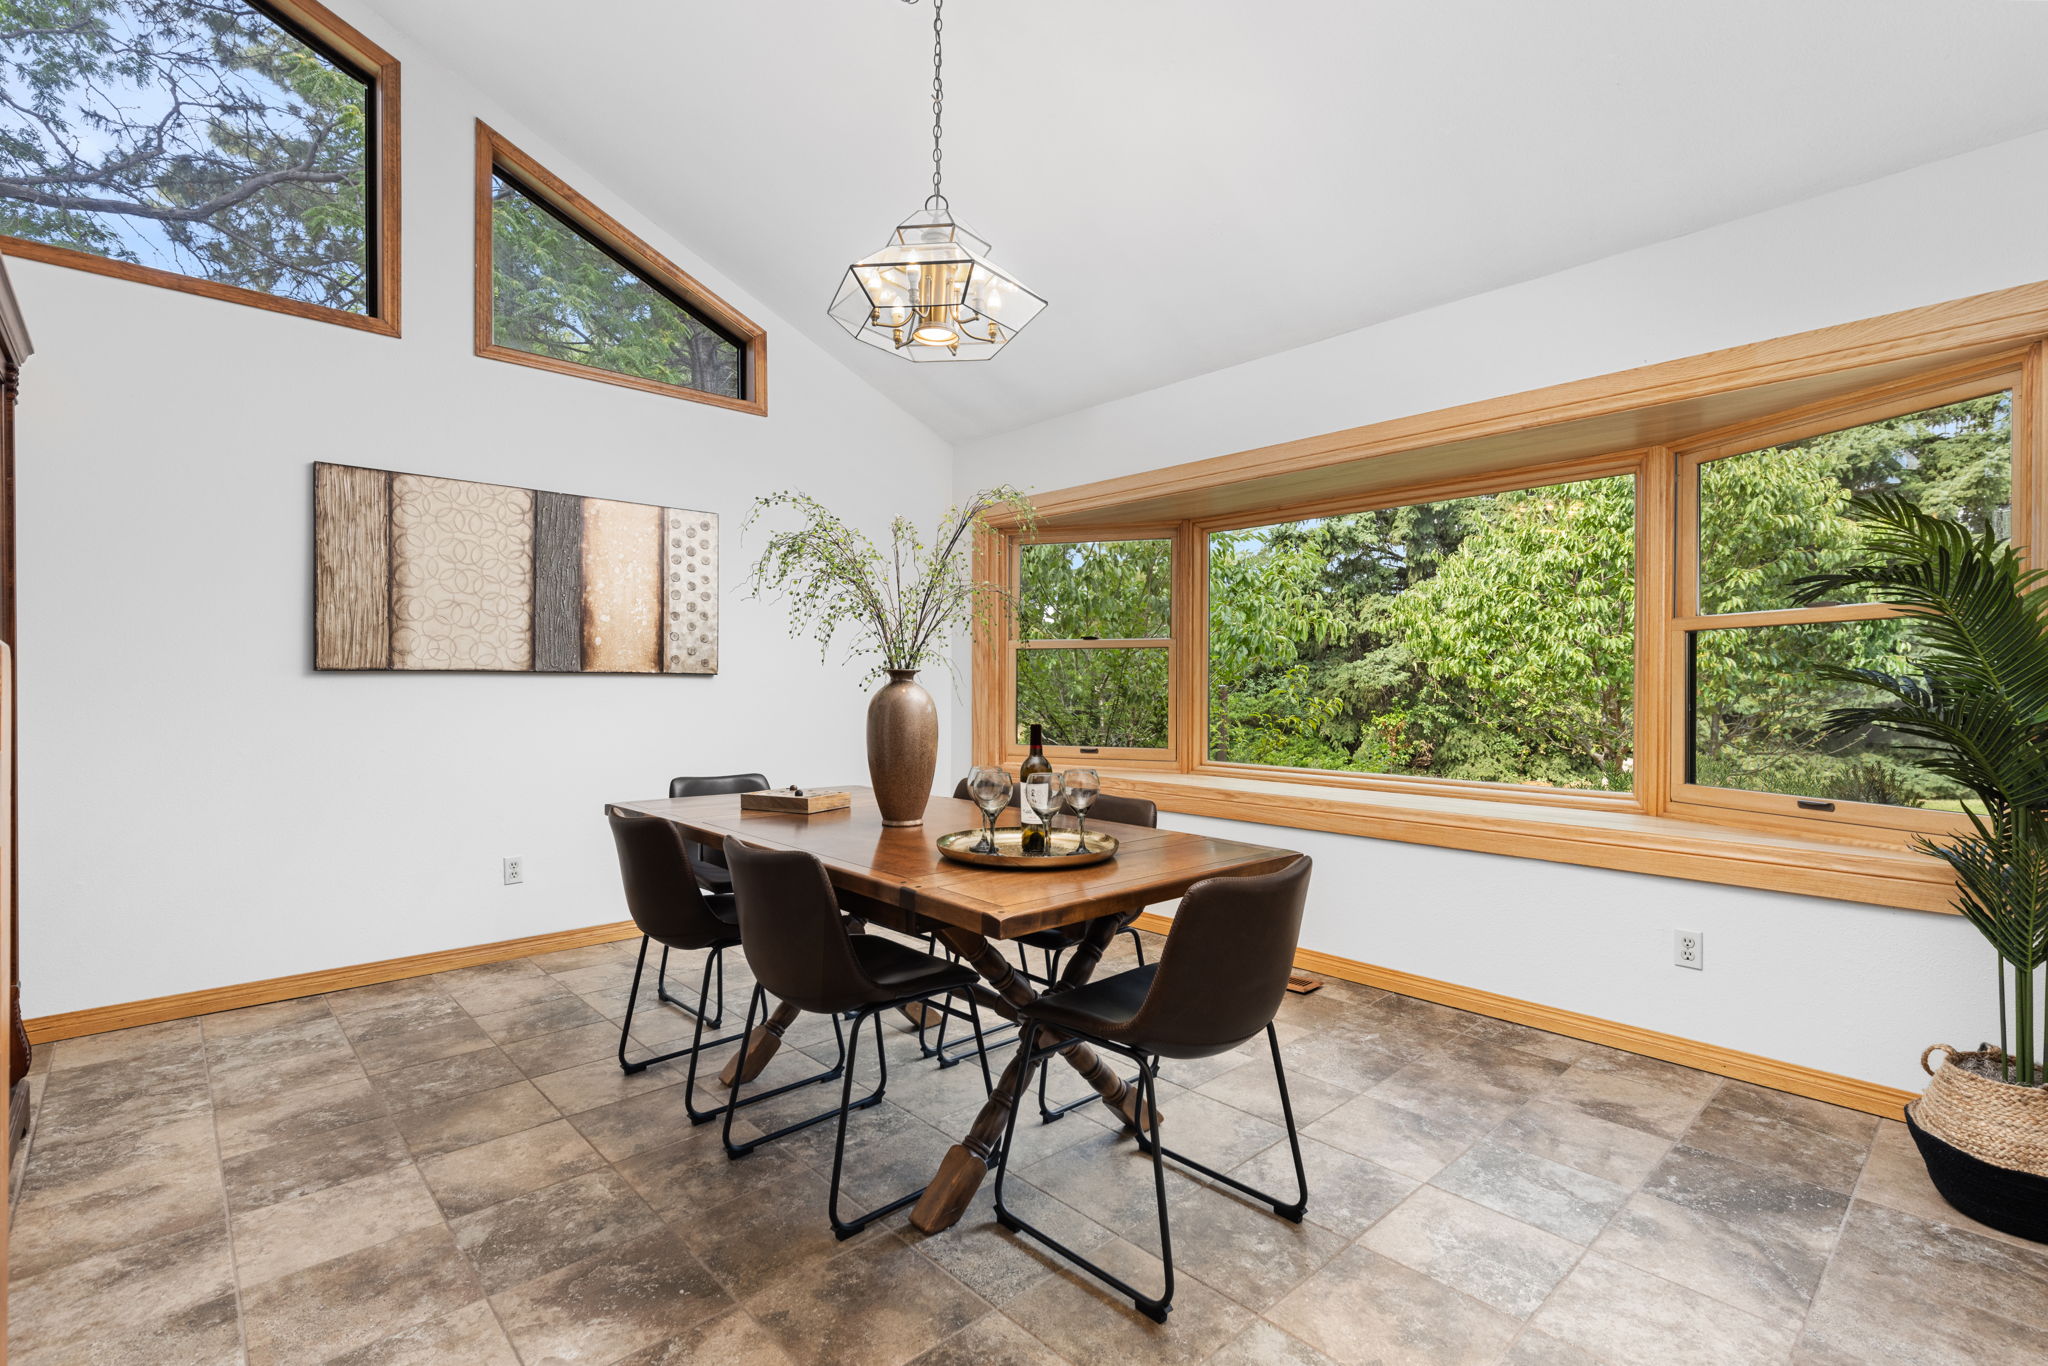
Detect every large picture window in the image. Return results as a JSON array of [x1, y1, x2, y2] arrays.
[[475, 124, 765, 413], [1209, 473, 1636, 791], [0, 0, 399, 332]]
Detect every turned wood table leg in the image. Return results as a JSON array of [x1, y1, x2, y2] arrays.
[[720, 999, 800, 1087], [910, 913, 1156, 1234]]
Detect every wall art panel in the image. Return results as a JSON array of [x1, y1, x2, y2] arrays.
[[314, 463, 717, 675], [580, 498, 662, 674]]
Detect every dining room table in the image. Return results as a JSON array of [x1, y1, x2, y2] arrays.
[[607, 785, 1300, 1233]]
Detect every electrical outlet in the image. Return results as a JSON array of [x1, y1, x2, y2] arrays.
[[1674, 929, 1703, 970], [502, 857, 524, 886]]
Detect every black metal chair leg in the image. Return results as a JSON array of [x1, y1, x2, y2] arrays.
[[723, 989, 885, 1157], [1125, 926, 1147, 966], [823, 1004, 933, 1240], [995, 1028, 1175, 1320], [1136, 1024, 1308, 1222], [623, 944, 747, 1079], [684, 978, 849, 1126]]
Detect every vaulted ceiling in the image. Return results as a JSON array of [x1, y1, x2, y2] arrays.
[[363, 0, 2048, 441]]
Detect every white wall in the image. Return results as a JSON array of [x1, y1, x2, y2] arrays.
[[12, 10, 952, 1018], [954, 128, 2048, 1093]]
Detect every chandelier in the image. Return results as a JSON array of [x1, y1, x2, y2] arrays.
[[828, 0, 1046, 361]]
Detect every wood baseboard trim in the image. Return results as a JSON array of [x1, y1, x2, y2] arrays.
[[24, 921, 642, 1045], [1130, 912, 1914, 1119]]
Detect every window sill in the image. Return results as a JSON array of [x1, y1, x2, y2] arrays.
[[1099, 769, 1958, 914]]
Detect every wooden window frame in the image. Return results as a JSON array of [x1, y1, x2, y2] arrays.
[[970, 282, 2048, 914], [1001, 526, 1185, 769], [1666, 358, 2027, 841], [474, 122, 766, 415], [0, 0, 401, 337]]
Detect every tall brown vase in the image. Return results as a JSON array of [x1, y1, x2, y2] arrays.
[[867, 669, 939, 827]]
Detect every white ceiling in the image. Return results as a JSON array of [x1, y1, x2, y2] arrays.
[[364, 0, 2048, 441]]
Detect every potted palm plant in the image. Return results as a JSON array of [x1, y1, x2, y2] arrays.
[[1793, 495, 2048, 1242], [745, 487, 1034, 827]]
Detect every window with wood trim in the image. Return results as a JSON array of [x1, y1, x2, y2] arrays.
[[1207, 470, 1637, 793], [1671, 382, 2016, 835], [0, 0, 400, 334], [972, 288, 2048, 897], [1012, 535, 1177, 757], [475, 124, 765, 414]]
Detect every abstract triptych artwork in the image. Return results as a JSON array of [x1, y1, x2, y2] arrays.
[[314, 463, 718, 674]]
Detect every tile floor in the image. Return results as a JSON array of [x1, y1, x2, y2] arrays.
[[8, 928, 2047, 1365]]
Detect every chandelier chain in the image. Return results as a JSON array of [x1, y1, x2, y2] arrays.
[[928, 0, 945, 208]]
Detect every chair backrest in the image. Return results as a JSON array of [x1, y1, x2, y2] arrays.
[[1128, 856, 1311, 1057], [669, 772, 768, 875], [949, 779, 1158, 829], [604, 807, 737, 950], [722, 838, 874, 1013]]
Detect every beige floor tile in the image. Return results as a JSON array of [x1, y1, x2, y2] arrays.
[[1360, 1185, 1582, 1318], [469, 991, 607, 1043], [1430, 1137, 1632, 1244], [451, 1166, 665, 1292], [222, 1113, 410, 1212], [503, 1019, 634, 1076], [6, 1219, 240, 1366], [369, 1045, 524, 1112], [1303, 1092, 1490, 1181], [489, 1228, 734, 1365], [677, 1165, 895, 1299], [418, 1116, 605, 1216], [321, 1299, 520, 1366], [214, 1073, 387, 1159], [47, 1017, 203, 1073], [240, 1223, 484, 1366], [906, 1174, 1119, 1308], [1227, 1133, 1415, 1238], [1205, 1320, 1341, 1366], [613, 1307, 800, 1365], [1529, 1250, 1797, 1366], [908, 1312, 1068, 1366], [1120, 1180, 1351, 1311], [1269, 1243, 1523, 1366], [391, 1079, 560, 1158], [533, 1054, 690, 1114], [746, 1234, 991, 1366], [1194, 1055, 1355, 1127], [1678, 1081, 1874, 1194], [8, 1113, 223, 1279], [231, 1162, 443, 1287], [1546, 1062, 1717, 1139], [1591, 1191, 1825, 1330], [1491, 1097, 1674, 1187], [1796, 1200, 2048, 1366]]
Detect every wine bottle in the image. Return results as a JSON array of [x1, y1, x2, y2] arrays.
[[1020, 726, 1052, 853]]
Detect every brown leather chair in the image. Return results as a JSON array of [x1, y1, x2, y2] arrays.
[[992, 855, 1313, 1322], [722, 837, 994, 1239], [605, 807, 847, 1124], [660, 773, 769, 1023]]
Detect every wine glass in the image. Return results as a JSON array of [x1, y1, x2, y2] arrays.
[[967, 766, 1012, 853], [1063, 768, 1101, 848]]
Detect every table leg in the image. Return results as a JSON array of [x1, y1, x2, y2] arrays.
[[910, 914, 1157, 1234], [719, 999, 801, 1086]]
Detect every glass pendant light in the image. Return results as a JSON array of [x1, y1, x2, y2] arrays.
[[828, 0, 1046, 361]]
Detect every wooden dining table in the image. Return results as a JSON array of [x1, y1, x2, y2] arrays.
[[609, 786, 1299, 1233]]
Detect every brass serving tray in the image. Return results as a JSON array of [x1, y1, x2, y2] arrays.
[[935, 828, 1119, 869]]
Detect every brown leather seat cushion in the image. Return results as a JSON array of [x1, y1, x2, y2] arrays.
[[1020, 964, 1156, 1039], [850, 935, 977, 1000]]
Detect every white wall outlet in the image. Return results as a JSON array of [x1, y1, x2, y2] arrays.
[[1674, 929, 1703, 970], [502, 857, 524, 886]]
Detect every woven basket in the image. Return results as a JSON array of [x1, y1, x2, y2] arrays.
[[1913, 1044, 2048, 1179]]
